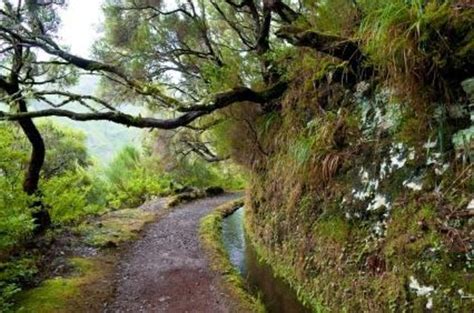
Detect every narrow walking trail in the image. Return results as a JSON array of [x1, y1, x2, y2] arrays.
[[104, 193, 240, 313]]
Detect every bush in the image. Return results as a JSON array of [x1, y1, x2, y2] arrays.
[[0, 258, 37, 312], [0, 125, 34, 252], [42, 169, 107, 225], [105, 146, 172, 208]]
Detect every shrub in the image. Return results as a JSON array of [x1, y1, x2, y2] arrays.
[[0, 125, 34, 252], [105, 146, 172, 208], [41, 169, 107, 225]]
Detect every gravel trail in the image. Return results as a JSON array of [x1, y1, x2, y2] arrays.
[[104, 193, 240, 313]]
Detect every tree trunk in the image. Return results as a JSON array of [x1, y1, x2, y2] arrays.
[[1, 41, 51, 233], [17, 98, 51, 233]]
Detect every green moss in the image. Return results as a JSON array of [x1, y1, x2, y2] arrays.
[[313, 217, 349, 244], [16, 277, 77, 313], [245, 221, 327, 313], [199, 199, 266, 313], [15, 257, 112, 313], [166, 190, 206, 208], [76, 208, 155, 248]]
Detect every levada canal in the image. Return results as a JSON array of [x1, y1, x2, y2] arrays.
[[222, 207, 311, 313]]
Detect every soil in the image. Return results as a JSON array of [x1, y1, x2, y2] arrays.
[[103, 193, 241, 313]]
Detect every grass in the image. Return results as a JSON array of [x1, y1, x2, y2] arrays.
[[199, 199, 266, 313], [358, 0, 473, 102]]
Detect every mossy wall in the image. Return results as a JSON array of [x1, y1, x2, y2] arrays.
[[243, 84, 472, 311], [223, 3, 473, 311]]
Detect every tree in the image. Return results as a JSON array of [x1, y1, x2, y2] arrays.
[[0, 0, 368, 231]]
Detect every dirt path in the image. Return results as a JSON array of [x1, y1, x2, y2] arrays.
[[104, 193, 240, 313]]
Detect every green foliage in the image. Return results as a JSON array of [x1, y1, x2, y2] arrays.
[[303, 0, 359, 36], [38, 121, 91, 179], [0, 121, 107, 310], [0, 124, 34, 252], [0, 258, 37, 312], [104, 146, 172, 208], [358, 0, 473, 99], [290, 133, 317, 166], [173, 158, 217, 187], [41, 169, 106, 224]]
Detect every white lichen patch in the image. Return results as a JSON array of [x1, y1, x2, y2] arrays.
[[408, 147, 416, 160], [368, 179, 379, 191], [389, 143, 408, 169], [358, 89, 402, 136], [403, 181, 423, 191], [373, 221, 387, 236], [458, 289, 474, 299], [359, 167, 370, 183], [354, 81, 370, 98], [352, 188, 370, 201], [426, 152, 442, 166], [351, 168, 380, 202], [467, 199, 474, 211], [403, 176, 423, 191], [379, 161, 389, 180], [426, 298, 433, 310], [409, 276, 435, 310], [409, 276, 434, 296], [423, 139, 437, 149], [367, 194, 391, 211], [434, 163, 449, 176], [390, 154, 407, 169]]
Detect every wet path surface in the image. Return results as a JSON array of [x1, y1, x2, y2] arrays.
[[105, 194, 240, 313]]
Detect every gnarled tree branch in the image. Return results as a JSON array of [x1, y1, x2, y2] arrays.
[[276, 26, 373, 80], [0, 82, 288, 129]]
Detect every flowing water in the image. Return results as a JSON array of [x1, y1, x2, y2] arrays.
[[222, 207, 311, 313]]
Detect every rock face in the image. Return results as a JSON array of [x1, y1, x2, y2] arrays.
[[242, 79, 473, 311]]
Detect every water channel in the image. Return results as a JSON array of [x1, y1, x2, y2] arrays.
[[222, 207, 311, 313]]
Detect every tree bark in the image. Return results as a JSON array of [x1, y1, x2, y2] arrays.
[[3, 78, 52, 233], [276, 26, 373, 81], [1, 73, 51, 232], [17, 97, 51, 233]]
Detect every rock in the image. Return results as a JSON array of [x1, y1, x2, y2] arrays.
[[461, 78, 474, 100], [104, 240, 118, 248], [205, 186, 224, 196], [173, 186, 196, 194]]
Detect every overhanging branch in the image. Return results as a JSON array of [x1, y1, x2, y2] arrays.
[[0, 109, 203, 129], [276, 26, 373, 81], [0, 82, 288, 129]]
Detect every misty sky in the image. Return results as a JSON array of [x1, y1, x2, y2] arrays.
[[57, 0, 177, 57], [58, 0, 104, 57]]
